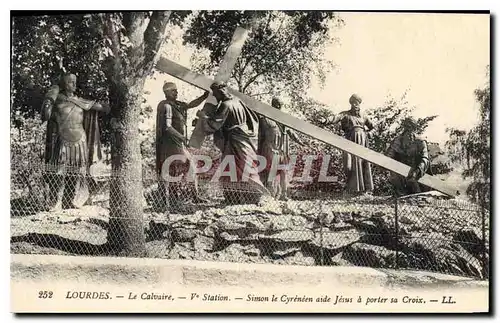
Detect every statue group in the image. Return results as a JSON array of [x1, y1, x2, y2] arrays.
[[39, 73, 431, 211]]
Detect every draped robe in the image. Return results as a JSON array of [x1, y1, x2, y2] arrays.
[[200, 96, 269, 204], [257, 117, 289, 198], [332, 110, 375, 193]]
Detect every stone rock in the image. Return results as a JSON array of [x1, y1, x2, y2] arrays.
[[288, 200, 321, 219], [319, 208, 337, 226], [330, 222, 354, 231], [193, 235, 214, 251], [272, 246, 301, 258], [274, 251, 316, 266], [218, 229, 314, 244], [349, 212, 408, 248], [168, 242, 193, 260], [178, 249, 194, 259], [215, 223, 265, 242], [242, 245, 260, 256], [426, 244, 484, 279], [399, 232, 447, 250], [281, 200, 301, 216], [214, 214, 313, 243], [311, 228, 362, 250], [214, 243, 256, 263], [219, 231, 252, 242], [87, 205, 110, 217], [85, 212, 110, 228], [217, 204, 276, 217], [453, 229, 485, 257], [148, 220, 171, 240], [172, 228, 197, 242], [269, 215, 309, 231], [399, 215, 414, 225], [352, 219, 378, 233], [215, 214, 272, 232], [203, 225, 216, 237], [342, 243, 397, 268], [407, 223, 423, 233], [169, 211, 204, 226], [333, 211, 354, 223], [330, 251, 352, 266], [193, 250, 216, 262], [401, 236, 484, 279], [261, 230, 314, 242], [258, 196, 283, 215]]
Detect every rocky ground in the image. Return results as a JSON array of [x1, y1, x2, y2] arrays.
[[10, 190, 490, 280]]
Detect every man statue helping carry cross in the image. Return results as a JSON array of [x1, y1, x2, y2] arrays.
[[155, 81, 209, 209]]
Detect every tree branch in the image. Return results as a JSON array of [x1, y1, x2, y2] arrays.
[[239, 13, 285, 79], [102, 14, 123, 83], [249, 90, 275, 97], [242, 37, 295, 93], [123, 13, 150, 76], [142, 11, 172, 76], [122, 12, 147, 37], [231, 65, 244, 92]]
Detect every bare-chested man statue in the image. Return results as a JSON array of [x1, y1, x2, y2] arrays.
[[41, 73, 110, 211]]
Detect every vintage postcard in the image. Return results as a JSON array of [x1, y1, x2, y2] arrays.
[[9, 9, 491, 314]]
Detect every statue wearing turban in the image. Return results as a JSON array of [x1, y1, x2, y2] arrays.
[[327, 93, 376, 194]]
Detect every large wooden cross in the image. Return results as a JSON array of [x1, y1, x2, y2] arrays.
[[155, 54, 459, 198], [188, 26, 250, 149]]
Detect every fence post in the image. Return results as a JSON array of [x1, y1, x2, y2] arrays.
[[480, 195, 488, 280], [320, 212, 324, 266], [394, 197, 399, 270]]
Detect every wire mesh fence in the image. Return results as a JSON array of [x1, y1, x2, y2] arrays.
[[10, 160, 490, 280]]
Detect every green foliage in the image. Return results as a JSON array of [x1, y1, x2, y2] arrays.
[[366, 92, 441, 194], [446, 66, 490, 206], [11, 11, 190, 150], [183, 11, 344, 99], [445, 128, 469, 166], [10, 115, 46, 167], [444, 67, 490, 206], [364, 91, 438, 154], [11, 13, 121, 150]]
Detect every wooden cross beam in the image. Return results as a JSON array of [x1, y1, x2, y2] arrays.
[[188, 26, 251, 149], [155, 58, 459, 197]]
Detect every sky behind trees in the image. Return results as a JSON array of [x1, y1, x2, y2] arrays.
[[309, 12, 490, 145], [144, 12, 490, 146]]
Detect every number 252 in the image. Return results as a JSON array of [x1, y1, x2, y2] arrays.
[[38, 291, 53, 299]]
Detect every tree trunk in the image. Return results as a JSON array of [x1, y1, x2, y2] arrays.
[[103, 11, 171, 256], [107, 81, 145, 256]]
